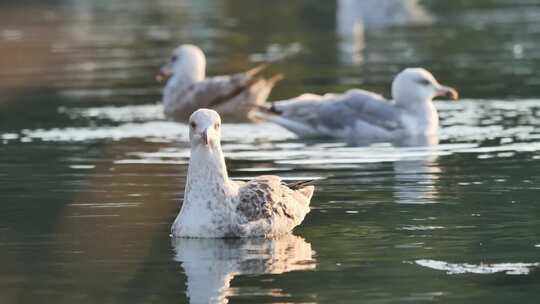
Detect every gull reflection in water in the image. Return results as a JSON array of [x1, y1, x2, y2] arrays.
[[336, 0, 433, 64], [393, 135, 441, 204], [172, 234, 316, 304]]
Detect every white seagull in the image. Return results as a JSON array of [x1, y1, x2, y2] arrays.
[[258, 68, 458, 143], [157, 44, 283, 122], [171, 109, 314, 238]]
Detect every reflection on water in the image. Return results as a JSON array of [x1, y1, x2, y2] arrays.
[[393, 154, 440, 205], [337, 0, 432, 31], [172, 235, 315, 303], [336, 0, 433, 64]]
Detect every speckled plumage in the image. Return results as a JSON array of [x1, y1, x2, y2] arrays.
[[171, 109, 314, 238], [234, 176, 313, 234], [160, 44, 282, 122]]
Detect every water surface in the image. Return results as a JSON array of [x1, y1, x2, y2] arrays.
[[1, 1, 540, 303]]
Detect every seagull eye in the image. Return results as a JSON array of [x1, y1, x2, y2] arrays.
[[190, 122, 196, 129], [171, 55, 178, 62], [418, 78, 431, 86]]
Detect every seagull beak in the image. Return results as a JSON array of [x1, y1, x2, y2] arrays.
[[156, 64, 173, 82], [201, 128, 209, 146], [436, 85, 459, 101]]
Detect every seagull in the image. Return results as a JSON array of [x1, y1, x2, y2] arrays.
[[257, 68, 458, 143], [157, 44, 283, 122], [171, 109, 314, 238]]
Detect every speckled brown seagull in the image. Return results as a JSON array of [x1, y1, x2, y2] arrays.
[[157, 44, 283, 122], [171, 109, 314, 238]]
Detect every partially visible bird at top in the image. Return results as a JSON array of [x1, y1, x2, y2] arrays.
[[256, 68, 458, 145], [157, 44, 283, 122], [171, 109, 314, 238]]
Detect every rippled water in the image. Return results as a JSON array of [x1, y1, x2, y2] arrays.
[[2, 1, 540, 303]]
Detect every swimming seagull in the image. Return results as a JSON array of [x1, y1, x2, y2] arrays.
[[171, 109, 314, 238], [257, 68, 458, 143], [157, 44, 283, 122]]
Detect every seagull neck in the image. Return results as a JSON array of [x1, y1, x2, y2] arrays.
[[397, 97, 435, 114], [163, 64, 205, 113], [167, 74, 199, 92], [175, 60, 205, 83], [187, 145, 230, 190], [165, 60, 205, 93], [397, 98, 439, 134]]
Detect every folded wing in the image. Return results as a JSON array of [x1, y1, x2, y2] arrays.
[[165, 65, 281, 121], [264, 89, 403, 137], [235, 175, 313, 236]]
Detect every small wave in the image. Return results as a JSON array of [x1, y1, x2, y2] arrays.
[[114, 159, 187, 165], [415, 259, 539, 275], [22, 121, 187, 142], [69, 165, 96, 169], [69, 202, 141, 208], [59, 103, 165, 122], [399, 225, 445, 231]]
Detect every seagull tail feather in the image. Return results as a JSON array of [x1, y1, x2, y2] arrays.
[[286, 179, 317, 190], [267, 73, 284, 86], [299, 185, 315, 201], [245, 63, 269, 77], [286, 180, 316, 201], [250, 109, 316, 137]]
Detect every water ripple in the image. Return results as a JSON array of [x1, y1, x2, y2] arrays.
[[415, 259, 540, 275]]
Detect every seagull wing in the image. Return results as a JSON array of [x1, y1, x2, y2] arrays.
[[165, 65, 281, 121], [235, 175, 313, 236], [264, 89, 403, 137]]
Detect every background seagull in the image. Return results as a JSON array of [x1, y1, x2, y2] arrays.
[[171, 109, 314, 238], [157, 44, 283, 122], [257, 68, 458, 144]]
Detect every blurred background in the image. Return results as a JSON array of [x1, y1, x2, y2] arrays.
[[1, 1, 540, 303], [3, 0, 540, 111]]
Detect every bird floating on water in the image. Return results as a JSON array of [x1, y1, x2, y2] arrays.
[[157, 44, 283, 122], [171, 109, 314, 238], [257, 68, 458, 144]]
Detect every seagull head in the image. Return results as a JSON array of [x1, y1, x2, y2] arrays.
[[392, 68, 458, 108], [157, 44, 206, 83], [189, 109, 222, 148]]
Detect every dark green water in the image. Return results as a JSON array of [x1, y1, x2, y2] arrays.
[[1, 1, 540, 303]]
